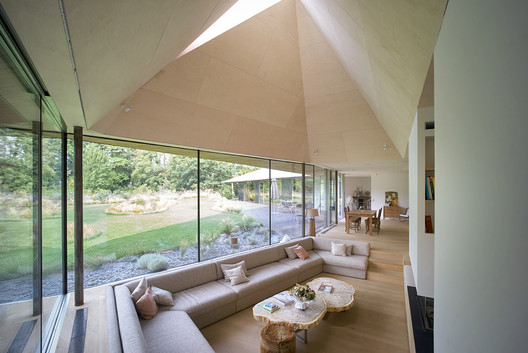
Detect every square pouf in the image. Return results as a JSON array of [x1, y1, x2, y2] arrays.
[[260, 324, 296, 353]]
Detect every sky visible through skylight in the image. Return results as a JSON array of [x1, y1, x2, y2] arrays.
[[178, 0, 282, 58]]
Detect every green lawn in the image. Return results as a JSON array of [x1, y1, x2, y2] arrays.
[[0, 205, 243, 280]]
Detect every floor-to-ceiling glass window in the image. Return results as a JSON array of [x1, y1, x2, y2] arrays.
[[81, 140, 198, 288], [0, 22, 67, 350], [304, 165, 314, 236], [338, 173, 344, 219], [314, 166, 326, 230], [270, 161, 303, 242], [199, 152, 269, 259], [41, 130, 66, 348], [330, 171, 336, 224]]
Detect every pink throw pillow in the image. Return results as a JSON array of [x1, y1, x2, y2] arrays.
[[293, 245, 309, 260], [135, 287, 158, 320]]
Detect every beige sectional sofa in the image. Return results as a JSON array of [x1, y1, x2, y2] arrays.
[[107, 236, 370, 353]]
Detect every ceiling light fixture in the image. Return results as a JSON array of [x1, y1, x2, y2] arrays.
[[383, 144, 387, 151], [178, 0, 282, 58], [120, 104, 131, 113]]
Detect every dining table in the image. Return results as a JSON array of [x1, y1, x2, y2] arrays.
[[346, 209, 377, 235]]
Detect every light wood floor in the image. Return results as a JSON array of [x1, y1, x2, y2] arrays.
[[53, 218, 410, 353]]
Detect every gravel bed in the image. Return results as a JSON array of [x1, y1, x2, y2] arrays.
[[0, 233, 283, 303]]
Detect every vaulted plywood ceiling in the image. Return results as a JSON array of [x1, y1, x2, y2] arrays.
[[1, 0, 447, 172]]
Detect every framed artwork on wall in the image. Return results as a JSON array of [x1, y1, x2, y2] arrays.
[[385, 191, 398, 206]]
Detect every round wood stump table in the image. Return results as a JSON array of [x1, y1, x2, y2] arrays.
[[306, 277, 356, 312], [260, 324, 296, 353]]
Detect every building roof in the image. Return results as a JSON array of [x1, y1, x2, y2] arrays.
[[222, 168, 302, 183]]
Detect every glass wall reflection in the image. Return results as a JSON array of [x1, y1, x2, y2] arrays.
[[270, 161, 303, 242], [0, 51, 42, 352], [81, 142, 199, 288], [200, 152, 269, 259]]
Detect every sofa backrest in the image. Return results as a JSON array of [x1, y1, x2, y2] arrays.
[[213, 246, 280, 279], [123, 262, 218, 293], [311, 236, 370, 256], [275, 237, 314, 260]]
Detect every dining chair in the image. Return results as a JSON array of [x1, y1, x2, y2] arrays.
[[365, 207, 382, 234], [344, 207, 361, 233]]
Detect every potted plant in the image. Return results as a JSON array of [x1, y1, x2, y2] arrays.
[[289, 283, 316, 310]]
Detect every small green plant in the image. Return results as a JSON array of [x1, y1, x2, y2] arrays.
[[247, 234, 258, 245], [237, 215, 258, 232], [220, 219, 237, 235], [137, 253, 169, 272], [225, 207, 242, 214], [85, 254, 116, 270], [179, 239, 189, 260], [201, 230, 219, 244]]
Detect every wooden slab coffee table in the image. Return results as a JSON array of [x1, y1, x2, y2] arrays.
[[253, 293, 326, 343], [306, 277, 356, 312]]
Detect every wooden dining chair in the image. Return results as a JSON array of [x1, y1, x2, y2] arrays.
[[365, 207, 382, 234], [344, 207, 361, 233]]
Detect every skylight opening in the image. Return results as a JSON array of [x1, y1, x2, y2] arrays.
[[178, 0, 282, 58]]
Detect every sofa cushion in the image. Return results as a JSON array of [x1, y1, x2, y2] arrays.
[[314, 250, 368, 271], [331, 242, 347, 256], [294, 245, 309, 260], [311, 236, 370, 256], [131, 277, 148, 303], [167, 281, 237, 318], [125, 262, 218, 294], [279, 250, 323, 272], [276, 238, 314, 260], [225, 266, 249, 286], [218, 262, 296, 298], [214, 246, 280, 279], [151, 286, 174, 306], [140, 311, 215, 353], [284, 244, 299, 259], [136, 287, 158, 320], [220, 260, 248, 281]]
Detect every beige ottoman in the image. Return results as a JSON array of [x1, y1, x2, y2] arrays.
[[260, 324, 296, 353]]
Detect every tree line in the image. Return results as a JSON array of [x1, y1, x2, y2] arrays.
[[0, 130, 256, 197]]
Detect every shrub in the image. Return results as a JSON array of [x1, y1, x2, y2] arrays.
[[225, 207, 242, 214], [85, 254, 116, 270], [201, 230, 219, 244], [246, 234, 258, 245], [137, 253, 169, 272], [66, 222, 101, 241], [179, 239, 189, 260], [220, 219, 237, 235], [237, 215, 258, 232]]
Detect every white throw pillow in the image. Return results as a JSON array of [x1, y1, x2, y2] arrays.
[[331, 241, 347, 257], [131, 277, 148, 303], [284, 244, 299, 259], [346, 245, 353, 256], [221, 261, 248, 282], [224, 266, 249, 286], [151, 286, 174, 306]]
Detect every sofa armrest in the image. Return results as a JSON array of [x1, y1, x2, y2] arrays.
[[114, 285, 149, 353], [106, 286, 124, 353]]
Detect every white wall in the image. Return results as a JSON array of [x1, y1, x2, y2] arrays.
[[409, 108, 435, 298], [344, 176, 370, 208], [435, 1, 528, 352], [371, 170, 409, 212]]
